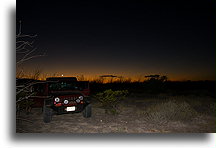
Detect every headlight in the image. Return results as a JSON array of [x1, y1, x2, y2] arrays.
[[55, 97, 60, 102], [79, 96, 83, 100], [64, 100, 69, 104], [76, 99, 80, 103]]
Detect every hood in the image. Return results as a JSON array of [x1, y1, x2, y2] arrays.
[[49, 91, 84, 96]]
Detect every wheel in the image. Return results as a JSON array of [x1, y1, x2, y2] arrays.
[[43, 103, 53, 123], [83, 104, 92, 118]]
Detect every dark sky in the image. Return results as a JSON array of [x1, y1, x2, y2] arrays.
[[17, 0, 215, 81]]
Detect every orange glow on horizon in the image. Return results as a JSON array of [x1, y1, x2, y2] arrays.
[[17, 73, 214, 82], [16, 66, 215, 82]]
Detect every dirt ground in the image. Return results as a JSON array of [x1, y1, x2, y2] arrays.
[[16, 97, 216, 133]]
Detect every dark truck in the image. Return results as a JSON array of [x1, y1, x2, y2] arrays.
[[31, 77, 91, 123]]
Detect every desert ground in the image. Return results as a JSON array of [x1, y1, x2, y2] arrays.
[[16, 95, 216, 133]]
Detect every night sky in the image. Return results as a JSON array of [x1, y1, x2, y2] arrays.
[[17, 0, 215, 81]]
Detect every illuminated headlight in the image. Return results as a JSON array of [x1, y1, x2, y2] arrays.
[[64, 100, 69, 104], [76, 99, 80, 103], [79, 96, 83, 100], [54, 97, 60, 102]]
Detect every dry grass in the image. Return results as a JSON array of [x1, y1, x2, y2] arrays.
[[17, 95, 216, 133], [138, 98, 199, 125], [207, 102, 216, 116]]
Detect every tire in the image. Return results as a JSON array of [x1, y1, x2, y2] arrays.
[[43, 103, 53, 123], [83, 104, 92, 118]]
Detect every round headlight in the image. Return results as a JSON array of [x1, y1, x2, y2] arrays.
[[78, 96, 83, 100], [76, 99, 80, 103], [55, 97, 60, 102], [64, 100, 69, 104]]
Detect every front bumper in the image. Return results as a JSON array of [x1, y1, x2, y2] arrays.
[[51, 104, 86, 114]]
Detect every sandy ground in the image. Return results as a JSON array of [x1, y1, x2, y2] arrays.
[[16, 98, 216, 133]]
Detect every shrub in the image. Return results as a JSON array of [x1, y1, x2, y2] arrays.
[[95, 89, 128, 115], [208, 103, 216, 116], [16, 90, 35, 114], [16, 99, 34, 114], [141, 99, 198, 124]]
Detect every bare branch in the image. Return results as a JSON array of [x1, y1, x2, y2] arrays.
[[16, 34, 37, 38], [16, 52, 46, 65], [16, 21, 46, 115], [16, 80, 47, 96], [16, 21, 45, 65], [16, 92, 35, 103], [16, 40, 34, 50]]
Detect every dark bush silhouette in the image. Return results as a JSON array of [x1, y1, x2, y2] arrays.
[[94, 89, 128, 114]]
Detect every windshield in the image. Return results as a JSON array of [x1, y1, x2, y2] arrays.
[[49, 81, 79, 91]]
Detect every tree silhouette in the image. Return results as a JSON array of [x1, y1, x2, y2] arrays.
[[144, 74, 168, 93], [16, 21, 45, 113]]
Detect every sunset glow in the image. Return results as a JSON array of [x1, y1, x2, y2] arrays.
[[17, 1, 215, 82]]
